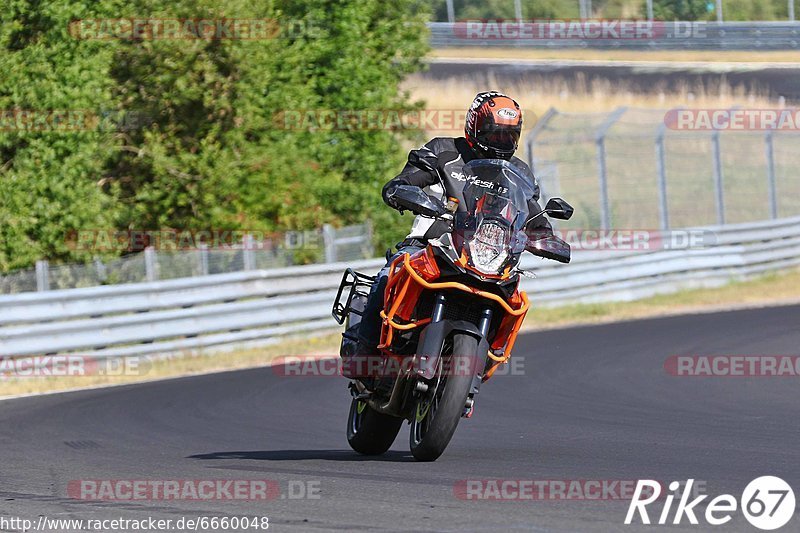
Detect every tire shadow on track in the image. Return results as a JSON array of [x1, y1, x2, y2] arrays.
[[187, 450, 415, 462]]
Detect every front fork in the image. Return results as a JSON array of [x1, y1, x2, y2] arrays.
[[429, 292, 493, 416], [469, 305, 493, 413]]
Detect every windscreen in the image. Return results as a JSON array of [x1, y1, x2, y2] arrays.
[[453, 159, 536, 274], [460, 159, 534, 233]]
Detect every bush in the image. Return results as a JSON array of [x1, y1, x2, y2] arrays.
[[0, 0, 430, 271]]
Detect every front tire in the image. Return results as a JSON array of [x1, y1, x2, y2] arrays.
[[409, 334, 478, 462], [346, 398, 403, 455]]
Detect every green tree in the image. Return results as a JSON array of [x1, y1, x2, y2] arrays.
[[0, 0, 124, 271], [649, 0, 713, 20], [102, 0, 430, 252], [0, 0, 430, 271], [433, 0, 578, 21]]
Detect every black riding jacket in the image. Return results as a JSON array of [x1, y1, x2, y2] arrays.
[[382, 137, 551, 240]]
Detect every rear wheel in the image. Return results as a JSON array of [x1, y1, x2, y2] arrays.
[[346, 397, 403, 455], [409, 334, 478, 462]]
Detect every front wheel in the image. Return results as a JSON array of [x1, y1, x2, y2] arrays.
[[409, 334, 478, 462], [346, 397, 403, 455]]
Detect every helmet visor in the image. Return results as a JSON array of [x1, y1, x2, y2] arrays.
[[476, 127, 520, 153]]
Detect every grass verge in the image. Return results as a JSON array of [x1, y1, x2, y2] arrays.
[[524, 267, 800, 328], [0, 334, 342, 399], [2, 267, 798, 398]]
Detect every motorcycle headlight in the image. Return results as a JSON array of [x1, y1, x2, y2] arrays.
[[468, 221, 509, 275]]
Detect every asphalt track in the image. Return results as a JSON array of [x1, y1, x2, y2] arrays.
[[424, 59, 800, 102], [1, 304, 799, 532]]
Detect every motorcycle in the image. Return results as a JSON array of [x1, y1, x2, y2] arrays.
[[332, 159, 573, 461]]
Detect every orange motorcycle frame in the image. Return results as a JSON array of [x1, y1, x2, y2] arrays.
[[378, 248, 530, 382]]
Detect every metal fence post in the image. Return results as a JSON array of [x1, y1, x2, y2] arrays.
[[35, 260, 49, 291], [94, 257, 108, 283], [579, 0, 589, 19], [322, 224, 337, 263], [711, 131, 726, 225], [446, 0, 455, 23], [363, 220, 374, 258], [655, 123, 670, 230], [242, 234, 255, 271], [765, 130, 778, 219], [197, 243, 209, 276], [595, 138, 610, 230], [525, 107, 558, 171], [595, 107, 627, 230], [144, 246, 158, 282]]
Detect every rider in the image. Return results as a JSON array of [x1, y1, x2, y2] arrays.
[[355, 91, 552, 358]]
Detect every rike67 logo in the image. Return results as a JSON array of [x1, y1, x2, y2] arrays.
[[625, 477, 795, 530]]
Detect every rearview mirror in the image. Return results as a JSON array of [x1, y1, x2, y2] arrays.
[[389, 185, 446, 218], [544, 198, 574, 220]]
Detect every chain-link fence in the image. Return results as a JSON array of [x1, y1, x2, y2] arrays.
[[0, 223, 373, 294], [6, 110, 798, 293], [526, 107, 800, 231]]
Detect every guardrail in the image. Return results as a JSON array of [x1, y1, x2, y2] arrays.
[[428, 21, 800, 50], [520, 216, 800, 304], [1, 216, 799, 360]]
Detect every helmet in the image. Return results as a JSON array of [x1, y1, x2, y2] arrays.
[[464, 91, 523, 160]]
